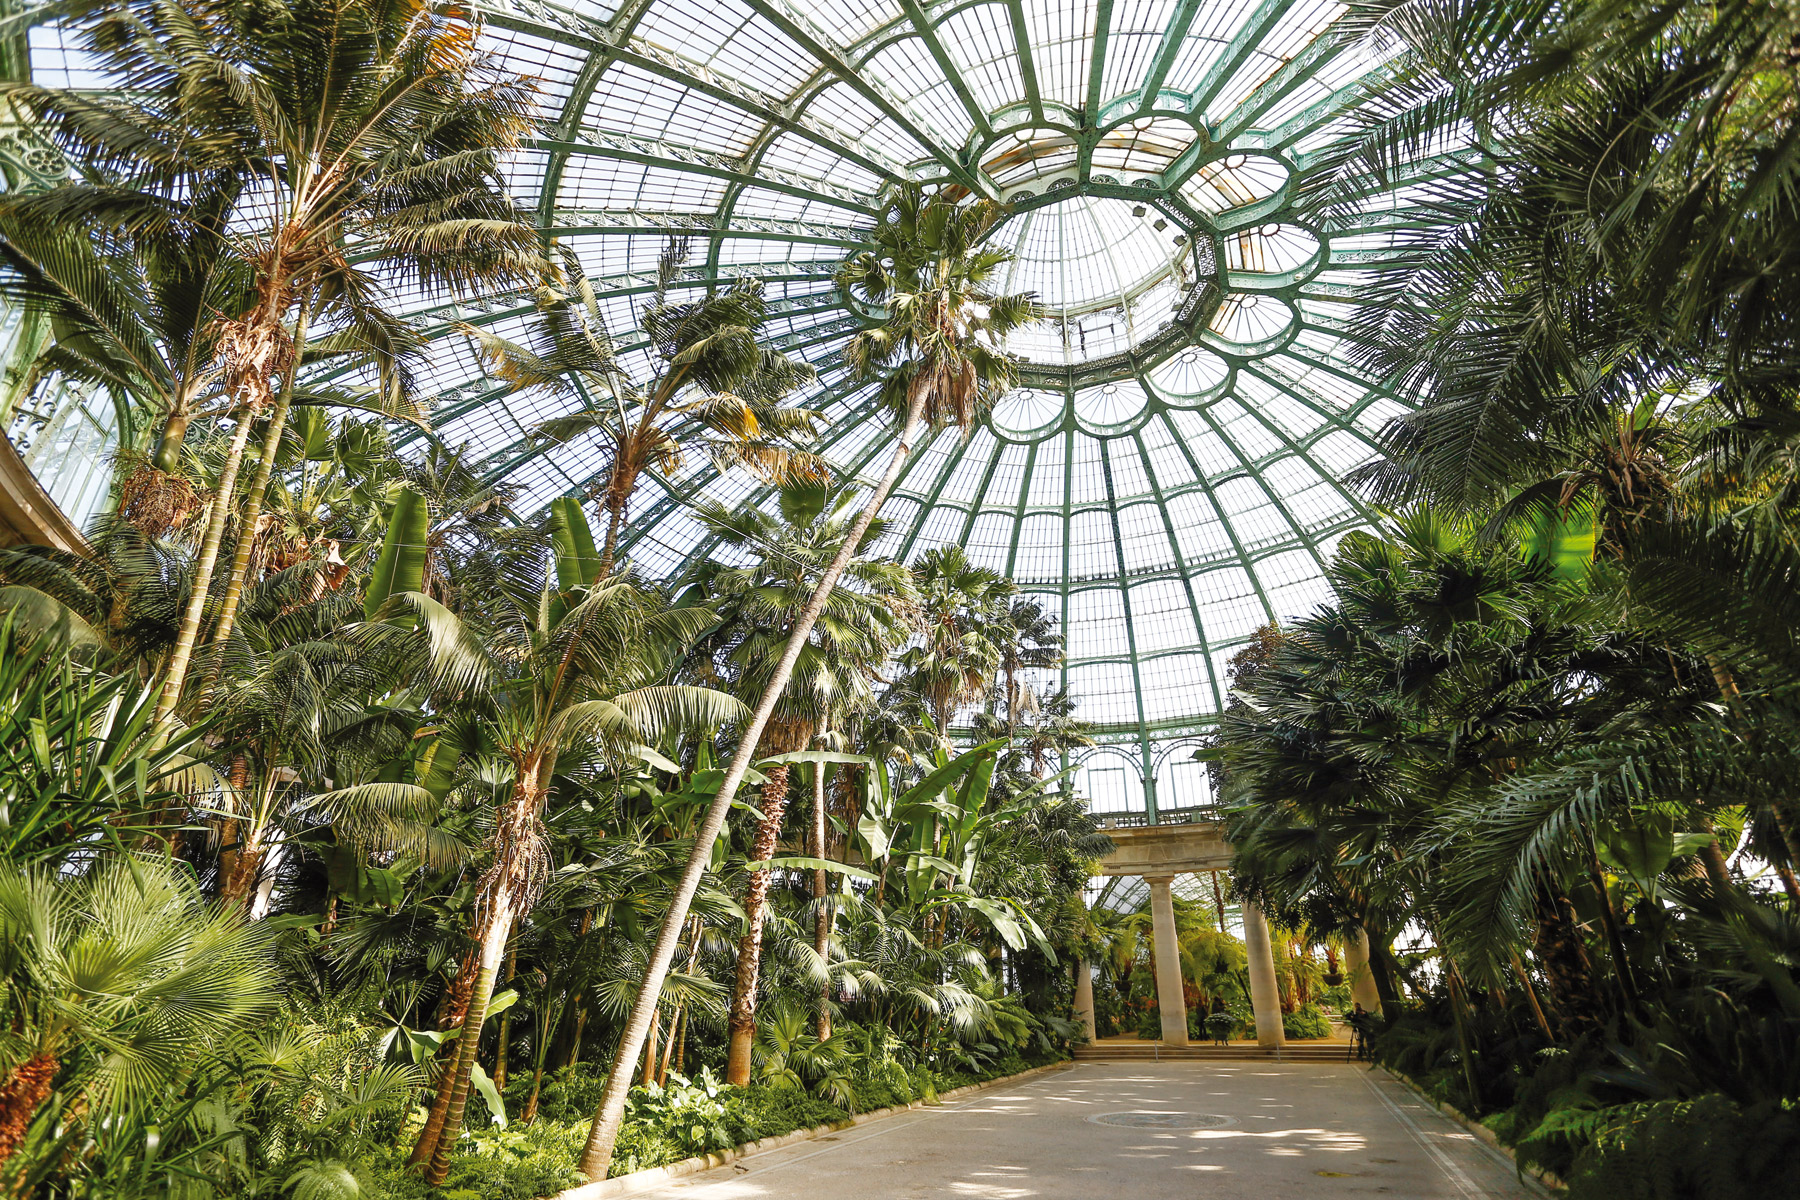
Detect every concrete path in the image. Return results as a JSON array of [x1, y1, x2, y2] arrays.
[[622, 1062, 1542, 1200]]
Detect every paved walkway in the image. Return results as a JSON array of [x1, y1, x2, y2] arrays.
[[622, 1062, 1542, 1200]]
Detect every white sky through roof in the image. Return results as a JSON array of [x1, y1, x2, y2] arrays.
[[21, 0, 1423, 758]]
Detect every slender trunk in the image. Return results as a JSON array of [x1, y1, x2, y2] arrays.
[[416, 759, 548, 1178], [523, 1066, 545, 1124], [727, 763, 792, 1085], [152, 406, 192, 474], [1445, 967, 1483, 1112], [657, 1006, 682, 1086], [1586, 839, 1638, 1014], [813, 761, 832, 1041], [1509, 950, 1555, 1042], [580, 391, 930, 1180], [1210, 871, 1227, 933], [1532, 887, 1603, 1033], [493, 947, 516, 1090], [410, 953, 483, 1165], [1366, 935, 1403, 1016], [567, 1002, 589, 1071], [204, 304, 310, 666], [598, 498, 625, 579], [0, 1052, 57, 1168], [640, 1009, 661, 1089], [422, 895, 516, 1185], [154, 407, 258, 726], [219, 826, 265, 908]]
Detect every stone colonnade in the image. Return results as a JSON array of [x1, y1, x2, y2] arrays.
[[1074, 872, 1293, 1048]]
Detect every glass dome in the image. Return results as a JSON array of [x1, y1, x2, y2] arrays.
[[22, 0, 1419, 746]]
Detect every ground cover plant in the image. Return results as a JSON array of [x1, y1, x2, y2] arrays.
[[0, 0, 1796, 1196]]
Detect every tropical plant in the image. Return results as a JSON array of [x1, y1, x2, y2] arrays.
[[682, 479, 915, 1080], [405, 509, 743, 1186], [2, 0, 544, 727], [894, 547, 1013, 732], [467, 242, 825, 574], [0, 858, 278, 1175], [577, 182, 1041, 1178]]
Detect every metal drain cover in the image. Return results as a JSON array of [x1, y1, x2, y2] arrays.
[[1087, 1111, 1237, 1129]]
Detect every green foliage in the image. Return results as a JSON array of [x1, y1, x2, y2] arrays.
[[363, 485, 430, 620], [1549, 1097, 1800, 1200], [1282, 1004, 1332, 1040]]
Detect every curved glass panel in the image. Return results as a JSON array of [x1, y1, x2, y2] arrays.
[[22, 0, 1423, 742]]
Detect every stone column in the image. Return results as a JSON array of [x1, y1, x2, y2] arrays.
[[1344, 927, 1383, 1016], [1241, 900, 1285, 1049], [1073, 959, 1097, 1043], [1146, 875, 1190, 1046]]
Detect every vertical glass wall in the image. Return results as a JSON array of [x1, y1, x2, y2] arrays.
[[1071, 736, 1216, 826], [0, 62, 122, 537], [0, 305, 121, 536]]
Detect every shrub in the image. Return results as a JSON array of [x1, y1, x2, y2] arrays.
[[1537, 1095, 1800, 1200], [1282, 1004, 1332, 1040]]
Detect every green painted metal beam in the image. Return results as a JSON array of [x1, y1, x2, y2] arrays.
[[476, 0, 909, 181], [1134, 0, 1206, 112], [534, 0, 656, 229], [1003, 0, 1046, 122], [531, 134, 879, 213], [1150, 408, 1277, 624], [539, 209, 869, 245], [894, 435, 980, 559], [1082, 0, 1117, 128], [1130, 425, 1226, 715], [739, 0, 988, 194], [1096, 438, 1156, 815], [898, 0, 993, 139], [1212, 35, 1339, 144], [1184, 0, 1291, 119], [1002, 438, 1038, 580]]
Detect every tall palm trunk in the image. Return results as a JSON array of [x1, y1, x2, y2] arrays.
[[152, 405, 193, 474], [657, 1005, 682, 1085], [154, 294, 295, 728], [598, 492, 627, 579], [579, 389, 930, 1180], [639, 1010, 660, 1088], [493, 948, 516, 1090], [153, 405, 258, 726], [206, 304, 311, 661], [423, 892, 516, 1184], [413, 763, 545, 1182], [726, 763, 791, 1084], [812, 761, 832, 1041]]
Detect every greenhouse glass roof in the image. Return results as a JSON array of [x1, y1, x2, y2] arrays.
[[25, 0, 1431, 743]]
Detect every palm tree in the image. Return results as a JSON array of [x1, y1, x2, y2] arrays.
[[0, 858, 277, 1172], [992, 598, 1063, 738], [404, 556, 743, 1186], [0, 194, 251, 496], [896, 546, 1014, 732], [2, 0, 544, 728], [578, 182, 1040, 1178], [466, 241, 826, 575], [683, 479, 915, 1079]]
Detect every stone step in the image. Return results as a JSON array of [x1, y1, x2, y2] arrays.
[[1074, 1043, 1353, 1062]]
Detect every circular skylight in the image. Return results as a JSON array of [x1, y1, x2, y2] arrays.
[[998, 196, 1195, 367], [21, 0, 1417, 750]]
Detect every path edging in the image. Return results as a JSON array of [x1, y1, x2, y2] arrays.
[[1381, 1065, 1566, 1192], [551, 1060, 1075, 1200]]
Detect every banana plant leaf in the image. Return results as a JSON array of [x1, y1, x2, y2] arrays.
[[364, 485, 429, 620]]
